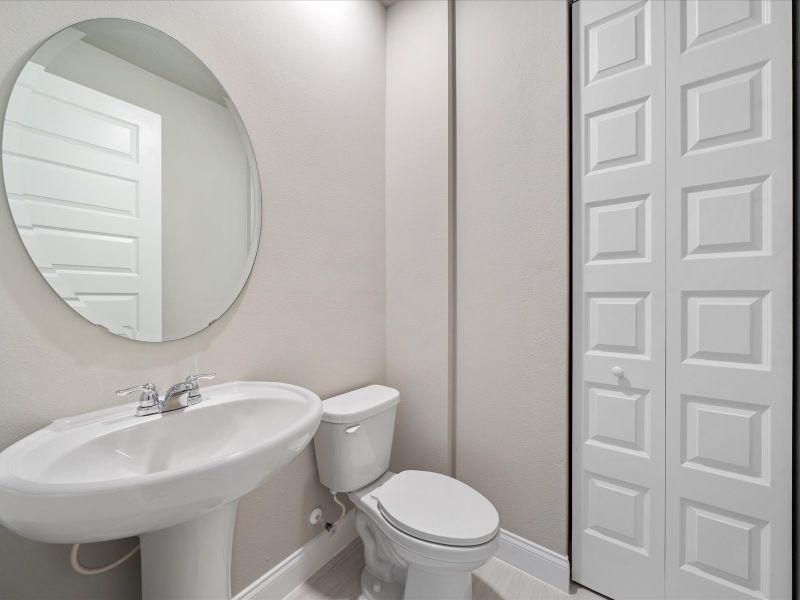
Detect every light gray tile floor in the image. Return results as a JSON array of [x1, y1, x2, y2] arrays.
[[285, 540, 606, 600]]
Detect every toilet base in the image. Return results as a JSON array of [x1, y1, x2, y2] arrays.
[[359, 568, 405, 600], [359, 565, 473, 600], [403, 564, 472, 600]]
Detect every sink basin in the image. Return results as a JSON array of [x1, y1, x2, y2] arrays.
[[0, 381, 322, 599]]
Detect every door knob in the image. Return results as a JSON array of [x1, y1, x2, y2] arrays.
[[611, 366, 624, 377]]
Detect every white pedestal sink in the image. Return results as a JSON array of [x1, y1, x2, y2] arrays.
[[0, 381, 322, 599]]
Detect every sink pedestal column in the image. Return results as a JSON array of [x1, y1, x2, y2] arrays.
[[140, 501, 238, 600]]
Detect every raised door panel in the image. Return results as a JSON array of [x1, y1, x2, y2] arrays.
[[571, 2, 665, 598], [664, 1, 792, 599]]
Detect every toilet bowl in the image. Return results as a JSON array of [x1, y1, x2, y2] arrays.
[[351, 471, 499, 600], [313, 386, 499, 600]]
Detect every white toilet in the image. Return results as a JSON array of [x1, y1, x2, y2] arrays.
[[314, 385, 499, 600]]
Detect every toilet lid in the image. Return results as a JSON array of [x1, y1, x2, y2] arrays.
[[375, 470, 499, 547]]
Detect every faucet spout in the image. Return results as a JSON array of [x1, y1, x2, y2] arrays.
[[160, 381, 193, 413]]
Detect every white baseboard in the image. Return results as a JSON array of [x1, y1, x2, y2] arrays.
[[496, 529, 572, 593], [234, 511, 357, 600]]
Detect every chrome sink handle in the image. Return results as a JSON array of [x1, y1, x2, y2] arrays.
[[117, 383, 161, 417], [185, 372, 215, 405]]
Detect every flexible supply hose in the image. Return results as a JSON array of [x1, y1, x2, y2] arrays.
[[70, 542, 140, 575], [324, 490, 347, 534]]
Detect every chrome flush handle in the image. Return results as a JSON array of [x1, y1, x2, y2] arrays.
[[185, 372, 216, 405], [117, 383, 161, 416]]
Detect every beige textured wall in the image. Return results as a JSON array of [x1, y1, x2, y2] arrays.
[[454, 0, 570, 554], [0, 2, 385, 598], [385, 0, 452, 476]]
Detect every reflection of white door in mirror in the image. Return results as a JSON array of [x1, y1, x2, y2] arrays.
[[3, 63, 162, 340]]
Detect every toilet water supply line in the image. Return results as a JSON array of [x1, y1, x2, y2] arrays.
[[325, 490, 347, 534], [70, 491, 344, 574], [70, 542, 140, 575]]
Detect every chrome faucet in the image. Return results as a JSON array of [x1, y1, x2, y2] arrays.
[[117, 373, 216, 416]]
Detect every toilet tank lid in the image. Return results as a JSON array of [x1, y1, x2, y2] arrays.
[[322, 385, 399, 424]]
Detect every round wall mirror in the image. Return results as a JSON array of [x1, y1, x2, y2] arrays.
[[2, 19, 261, 342]]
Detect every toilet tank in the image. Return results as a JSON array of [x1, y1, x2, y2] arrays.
[[314, 385, 399, 493]]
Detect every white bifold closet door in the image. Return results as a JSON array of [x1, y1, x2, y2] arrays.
[[572, 1, 792, 599], [664, 1, 793, 598], [571, 0, 666, 598]]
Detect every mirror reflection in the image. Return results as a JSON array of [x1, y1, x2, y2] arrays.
[[2, 19, 261, 342]]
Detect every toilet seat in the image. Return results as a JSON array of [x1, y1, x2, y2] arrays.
[[375, 470, 499, 547]]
